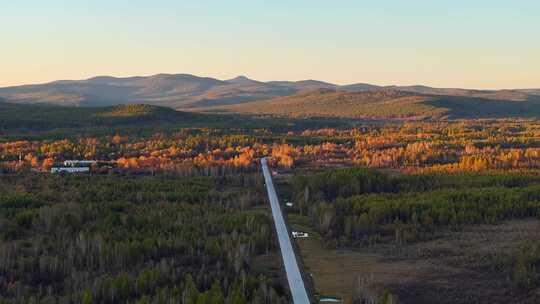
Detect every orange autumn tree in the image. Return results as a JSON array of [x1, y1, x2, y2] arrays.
[[42, 158, 55, 171]]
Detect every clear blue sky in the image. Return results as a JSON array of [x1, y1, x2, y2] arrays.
[[1, 0, 539, 88]]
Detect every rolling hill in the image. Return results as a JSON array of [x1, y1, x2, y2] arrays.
[[218, 89, 540, 119], [0, 100, 351, 140], [0, 102, 206, 131], [0, 101, 282, 140], [387, 85, 533, 101]]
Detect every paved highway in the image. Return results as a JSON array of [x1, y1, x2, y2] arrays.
[[261, 157, 310, 304]]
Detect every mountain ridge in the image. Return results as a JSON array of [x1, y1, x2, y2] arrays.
[[1, 74, 539, 119]]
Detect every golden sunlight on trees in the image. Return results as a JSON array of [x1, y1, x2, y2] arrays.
[[3, 122, 540, 174]]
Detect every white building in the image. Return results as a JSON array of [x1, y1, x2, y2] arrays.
[[63, 160, 97, 167], [51, 167, 90, 174]]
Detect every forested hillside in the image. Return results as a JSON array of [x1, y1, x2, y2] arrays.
[[0, 102, 200, 128], [0, 101, 350, 141], [0, 102, 278, 141], [220, 89, 540, 119]]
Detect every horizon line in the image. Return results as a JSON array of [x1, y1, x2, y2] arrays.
[[1, 72, 538, 91]]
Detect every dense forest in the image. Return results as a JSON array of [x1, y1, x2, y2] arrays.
[[0, 172, 289, 303]]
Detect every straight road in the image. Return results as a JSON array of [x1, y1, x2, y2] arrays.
[[261, 157, 310, 304]]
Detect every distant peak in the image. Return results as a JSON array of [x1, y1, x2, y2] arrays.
[[151, 73, 193, 79], [295, 79, 335, 86], [85, 76, 118, 83], [226, 75, 259, 84], [148, 73, 224, 83]]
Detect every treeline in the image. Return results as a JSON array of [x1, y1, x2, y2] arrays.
[[293, 168, 540, 210], [0, 173, 288, 303], [293, 168, 540, 245], [326, 186, 540, 244]]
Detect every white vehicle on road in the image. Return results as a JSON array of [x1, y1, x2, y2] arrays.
[[292, 231, 309, 238]]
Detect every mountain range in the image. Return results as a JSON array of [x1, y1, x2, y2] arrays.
[[0, 74, 316, 108], [1, 74, 539, 119]]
